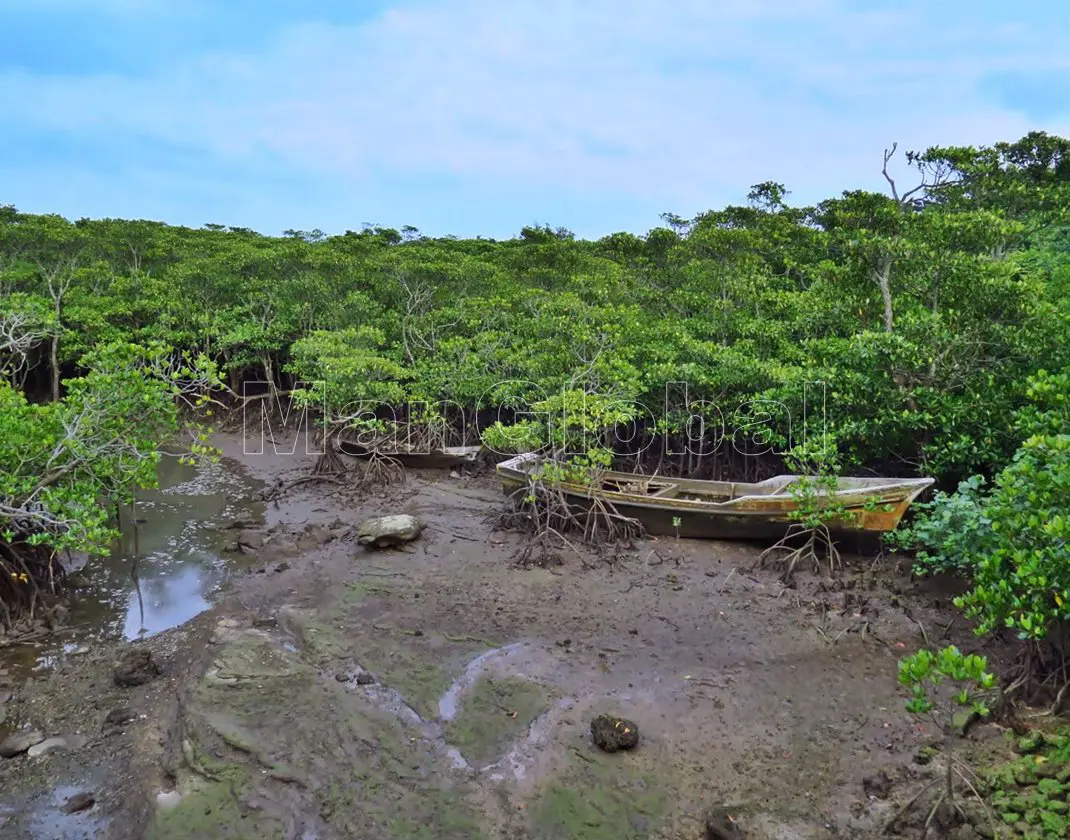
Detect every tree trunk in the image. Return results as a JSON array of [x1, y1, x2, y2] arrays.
[[50, 333, 60, 402], [873, 254, 894, 333]]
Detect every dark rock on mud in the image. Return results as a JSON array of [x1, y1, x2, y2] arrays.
[[863, 770, 893, 799], [113, 647, 161, 687], [0, 728, 45, 758], [356, 672, 376, 685], [357, 514, 425, 548], [590, 714, 639, 752], [62, 792, 95, 814], [705, 806, 744, 839], [103, 707, 136, 728]]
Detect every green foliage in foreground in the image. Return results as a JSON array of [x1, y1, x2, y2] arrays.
[[0, 342, 219, 556], [892, 370, 1070, 643], [899, 646, 997, 719], [980, 729, 1070, 839]]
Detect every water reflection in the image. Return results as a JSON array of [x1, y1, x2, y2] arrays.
[[3, 454, 261, 675]]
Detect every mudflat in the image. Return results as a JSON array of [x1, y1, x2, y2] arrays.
[[0, 434, 998, 839]]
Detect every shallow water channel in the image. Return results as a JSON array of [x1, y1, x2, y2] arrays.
[[1, 455, 261, 679]]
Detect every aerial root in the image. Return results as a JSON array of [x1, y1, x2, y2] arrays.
[[359, 452, 405, 488], [882, 757, 996, 839], [0, 540, 64, 631], [754, 523, 842, 584], [490, 478, 643, 568]]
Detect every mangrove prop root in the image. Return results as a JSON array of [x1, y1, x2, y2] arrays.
[[998, 641, 1070, 714], [360, 452, 405, 488], [489, 478, 643, 568], [755, 523, 842, 584], [0, 539, 66, 631]]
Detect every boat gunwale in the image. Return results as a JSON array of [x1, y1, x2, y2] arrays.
[[495, 452, 934, 515]]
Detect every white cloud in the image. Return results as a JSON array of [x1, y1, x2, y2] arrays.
[[2, 0, 1069, 221]]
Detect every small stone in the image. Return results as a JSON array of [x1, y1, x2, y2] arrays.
[[356, 514, 424, 549], [0, 729, 45, 759], [449, 470, 460, 479], [590, 714, 639, 752], [356, 673, 375, 686], [335, 673, 349, 682], [27, 737, 73, 757], [705, 807, 743, 839], [862, 770, 893, 799], [104, 707, 136, 728], [156, 790, 182, 810], [61, 793, 94, 814], [274, 562, 290, 573], [113, 647, 160, 687]]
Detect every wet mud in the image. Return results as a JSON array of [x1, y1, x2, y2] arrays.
[[0, 434, 1019, 839]]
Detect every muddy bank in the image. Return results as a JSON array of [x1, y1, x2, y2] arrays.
[[0, 434, 1023, 839]]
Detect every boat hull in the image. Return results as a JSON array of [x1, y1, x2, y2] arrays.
[[496, 454, 933, 541], [340, 442, 482, 469]]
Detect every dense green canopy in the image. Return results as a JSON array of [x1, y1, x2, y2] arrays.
[[2, 131, 1068, 635]]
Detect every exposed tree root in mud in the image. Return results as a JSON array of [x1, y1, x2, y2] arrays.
[[260, 435, 407, 502], [0, 538, 66, 631], [883, 754, 996, 839], [490, 477, 643, 568], [997, 638, 1070, 717], [755, 523, 842, 585], [359, 451, 405, 488]]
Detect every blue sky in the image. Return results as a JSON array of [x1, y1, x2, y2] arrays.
[[1, 0, 1068, 239]]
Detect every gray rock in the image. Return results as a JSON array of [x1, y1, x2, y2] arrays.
[[356, 514, 424, 549], [0, 729, 45, 759], [27, 736, 86, 757]]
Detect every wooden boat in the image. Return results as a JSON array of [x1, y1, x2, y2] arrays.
[[339, 441, 484, 469], [496, 452, 934, 540]]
